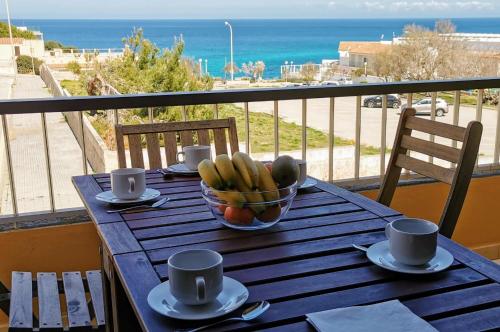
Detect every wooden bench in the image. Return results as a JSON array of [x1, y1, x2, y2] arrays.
[[4, 271, 105, 331]]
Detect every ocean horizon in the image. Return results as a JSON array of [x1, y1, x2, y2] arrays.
[[12, 18, 500, 78]]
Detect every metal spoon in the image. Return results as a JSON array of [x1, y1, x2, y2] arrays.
[[106, 197, 169, 213], [182, 301, 270, 332], [352, 244, 369, 252]]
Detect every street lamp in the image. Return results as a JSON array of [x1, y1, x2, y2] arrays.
[[224, 21, 234, 81], [364, 59, 368, 77], [205, 59, 208, 76], [198, 58, 203, 76], [5, 0, 17, 78]]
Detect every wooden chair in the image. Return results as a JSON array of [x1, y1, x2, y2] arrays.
[[4, 270, 105, 331], [115, 118, 239, 169], [378, 108, 483, 238]]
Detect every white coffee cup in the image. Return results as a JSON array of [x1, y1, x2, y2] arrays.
[[296, 159, 307, 186], [385, 218, 439, 266], [177, 145, 211, 171], [168, 249, 223, 305], [110, 168, 146, 200]]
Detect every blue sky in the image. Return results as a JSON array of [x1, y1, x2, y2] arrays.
[[5, 0, 500, 19]]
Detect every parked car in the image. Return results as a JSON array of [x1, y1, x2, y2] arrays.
[[321, 80, 340, 86], [363, 95, 401, 109], [400, 98, 449, 117]]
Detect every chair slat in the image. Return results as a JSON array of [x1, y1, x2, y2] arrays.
[[228, 117, 240, 155], [406, 116, 466, 141], [115, 125, 127, 168], [85, 271, 105, 328], [128, 134, 145, 168], [145, 133, 162, 169], [396, 154, 454, 185], [180, 130, 194, 148], [213, 128, 228, 155], [163, 132, 178, 166], [37, 272, 63, 331], [197, 129, 210, 146], [62, 272, 92, 330], [401, 135, 461, 164], [9, 272, 33, 330]]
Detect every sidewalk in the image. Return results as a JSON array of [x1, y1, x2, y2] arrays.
[[1, 74, 85, 215]]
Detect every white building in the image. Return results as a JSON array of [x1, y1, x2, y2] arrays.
[[0, 28, 45, 75]]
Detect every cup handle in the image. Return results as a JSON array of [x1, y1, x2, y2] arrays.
[[385, 223, 391, 239], [195, 276, 206, 302], [128, 177, 135, 193], [176, 151, 186, 164]]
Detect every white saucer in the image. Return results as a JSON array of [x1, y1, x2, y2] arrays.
[[298, 177, 317, 190], [167, 163, 199, 175], [147, 276, 248, 320], [367, 240, 454, 275], [95, 188, 161, 205]]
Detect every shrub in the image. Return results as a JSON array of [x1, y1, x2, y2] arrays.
[[16, 55, 43, 75], [66, 61, 81, 74]]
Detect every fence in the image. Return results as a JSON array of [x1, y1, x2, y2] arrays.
[[0, 77, 499, 223]]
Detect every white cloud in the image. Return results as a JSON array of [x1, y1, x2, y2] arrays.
[[456, 1, 494, 10], [363, 1, 386, 10], [328, 1, 336, 7]]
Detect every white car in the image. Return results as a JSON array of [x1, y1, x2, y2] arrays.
[[321, 80, 340, 86], [401, 98, 449, 117]]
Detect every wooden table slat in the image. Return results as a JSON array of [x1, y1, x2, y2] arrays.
[[37, 272, 63, 330], [98, 223, 142, 256], [9, 271, 33, 330], [62, 271, 92, 329]]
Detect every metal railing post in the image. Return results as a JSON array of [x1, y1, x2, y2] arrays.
[[41, 113, 55, 212], [1, 114, 17, 214], [78, 111, 88, 175], [380, 95, 388, 178], [429, 92, 437, 164], [214, 104, 219, 119], [182, 106, 188, 121], [354, 96, 361, 179], [476, 89, 484, 122], [113, 109, 119, 125], [328, 97, 335, 182], [148, 107, 154, 123], [244, 102, 250, 154], [302, 99, 307, 161], [495, 95, 500, 165], [273, 100, 279, 159], [452, 91, 460, 149]]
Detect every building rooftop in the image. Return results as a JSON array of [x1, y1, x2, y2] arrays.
[[338, 41, 391, 54], [0, 38, 24, 45]]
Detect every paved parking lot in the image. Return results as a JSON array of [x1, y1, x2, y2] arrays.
[[243, 96, 499, 161]]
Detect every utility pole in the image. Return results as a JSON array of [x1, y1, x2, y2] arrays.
[[5, 0, 17, 80]]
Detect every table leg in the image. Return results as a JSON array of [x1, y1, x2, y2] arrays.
[[100, 245, 113, 332]]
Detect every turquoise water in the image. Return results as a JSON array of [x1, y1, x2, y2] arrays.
[[13, 18, 500, 78]]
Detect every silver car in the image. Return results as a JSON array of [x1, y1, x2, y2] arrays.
[[401, 98, 449, 117]]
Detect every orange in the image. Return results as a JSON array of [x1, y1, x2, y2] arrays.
[[224, 207, 255, 225]]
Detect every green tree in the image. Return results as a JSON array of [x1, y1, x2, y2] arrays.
[[300, 62, 317, 83], [0, 22, 35, 39]]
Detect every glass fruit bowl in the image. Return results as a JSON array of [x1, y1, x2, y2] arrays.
[[201, 181, 297, 230]]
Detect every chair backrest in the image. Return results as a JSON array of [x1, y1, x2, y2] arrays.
[[377, 108, 483, 238], [115, 117, 239, 169]]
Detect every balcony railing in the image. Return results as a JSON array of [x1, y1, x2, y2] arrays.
[[0, 75, 499, 225]]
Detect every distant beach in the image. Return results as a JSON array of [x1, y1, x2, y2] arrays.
[[12, 18, 500, 78]]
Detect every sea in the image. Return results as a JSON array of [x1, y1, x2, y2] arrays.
[[12, 18, 500, 78]]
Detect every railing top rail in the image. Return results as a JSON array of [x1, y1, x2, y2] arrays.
[[0, 77, 499, 115]]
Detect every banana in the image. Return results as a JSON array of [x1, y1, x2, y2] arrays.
[[234, 169, 266, 214], [255, 161, 279, 202], [198, 159, 224, 189], [214, 190, 246, 208], [232, 152, 259, 189], [215, 154, 237, 188]]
